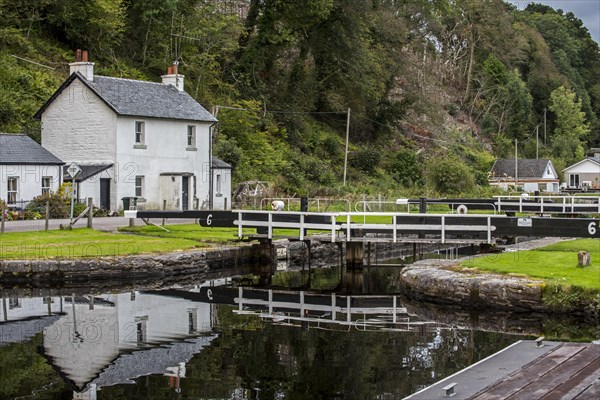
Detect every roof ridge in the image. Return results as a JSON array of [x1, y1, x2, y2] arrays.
[[94, 75, 168, 86]]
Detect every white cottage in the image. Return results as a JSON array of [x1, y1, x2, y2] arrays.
[[563, 149, 600, 190], [35, 51, 230, 211], [489, 158, 560, 193], [0, 133, 63, 207]]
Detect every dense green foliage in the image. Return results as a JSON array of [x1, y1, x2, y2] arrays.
[[1, 0, 598, 196], [0, 334, 71, 398]]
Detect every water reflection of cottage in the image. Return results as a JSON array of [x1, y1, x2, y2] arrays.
[[0, 296, 64, 345], [39, 292, 216, 397]]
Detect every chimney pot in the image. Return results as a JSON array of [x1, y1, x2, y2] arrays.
[[161, 64, 184, 91], [69, 49, 94, 81]]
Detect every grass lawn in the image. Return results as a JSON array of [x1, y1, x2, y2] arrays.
[[0, 228, 206, 260], [119, 223, 247, 243], [462, 239, 600, 290], [119, 223, 325, 241]]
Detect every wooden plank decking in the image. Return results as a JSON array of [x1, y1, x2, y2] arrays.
[[406, 340, 600, 400]]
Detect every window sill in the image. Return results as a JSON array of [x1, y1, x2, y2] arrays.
[[215, 193, 223, 197], [134, 144, 147, 149], [186, 146, 197, 151]]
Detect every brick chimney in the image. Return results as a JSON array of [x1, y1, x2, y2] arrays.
[[161, 62, 184, 91], [69, 49, 94, 81]]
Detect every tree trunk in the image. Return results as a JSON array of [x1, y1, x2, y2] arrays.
[[142, 17, 153, 66], [464, 26, 476, 102]]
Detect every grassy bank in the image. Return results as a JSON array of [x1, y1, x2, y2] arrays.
[[119, 224, 251, 242], [462, 239, 600, 290], [462, 239, 600, 315], [0, 228, 206, 260]]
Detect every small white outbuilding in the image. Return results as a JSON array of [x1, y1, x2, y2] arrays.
[[0, 133, 64, 208]]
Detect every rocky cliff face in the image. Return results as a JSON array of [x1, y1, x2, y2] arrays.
[[400, 260, 545, 312]]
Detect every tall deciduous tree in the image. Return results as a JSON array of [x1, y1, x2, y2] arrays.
[[549, 86, 590, 164]]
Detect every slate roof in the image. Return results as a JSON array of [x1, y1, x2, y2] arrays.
[[490, 159, 556, 179], [0, 133, 64, 165], [212, 156, 232, 169], [91, 335, 217, 389], [34, 73, 217, 122], [63, 163, 113, 182], [0, 315, 62, 346]]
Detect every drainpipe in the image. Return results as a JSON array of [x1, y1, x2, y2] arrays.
[[208, 120, 218, 210]]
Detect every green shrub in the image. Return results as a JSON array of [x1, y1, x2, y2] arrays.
[[348, 148, 381, 174], [425, 156, 475, 195], [388, 149, 423, 187], [26, 192, 69, 219]]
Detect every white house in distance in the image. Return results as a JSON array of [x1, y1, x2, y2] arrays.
[[0, 133, 63, 207], [35, 50, 231, 211], [489, 158, 560, 193], [562, 148, 600, 190]]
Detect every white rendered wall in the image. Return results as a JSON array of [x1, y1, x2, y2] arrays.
[[564, 159, 600, 175], [523, 182, 540, 192], [0, 165, 62, 204], [43, 303, 120, 389], [41, 79, 117, 161], [115, 117, 212, 210], [76, 169, 114, 208], [212, 168, 232, 210], [0, 297, 62, 321], [541, 161, 558, 179], [41, 79, 118, 207], [564, 160, 600, 188], [116, 293, 212, 347]]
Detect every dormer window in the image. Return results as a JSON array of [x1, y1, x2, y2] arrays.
[[187, 125, 197, 150], [135, 121, 145, 144]]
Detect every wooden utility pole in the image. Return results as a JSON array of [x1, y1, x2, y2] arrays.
[[536, 125, 539, 159], [515, 139, 518, 188], [544, 108, 547, 145], [343, 108, 351, 186]]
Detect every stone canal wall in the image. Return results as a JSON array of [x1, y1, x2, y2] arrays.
[[399, 259, 545, 312], [0, 245, 257, 285]]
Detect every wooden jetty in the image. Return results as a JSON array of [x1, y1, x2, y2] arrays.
[[405, 339, 600, 400]]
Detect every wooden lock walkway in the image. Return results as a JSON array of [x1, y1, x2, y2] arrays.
[[406, 340, 600, 400]]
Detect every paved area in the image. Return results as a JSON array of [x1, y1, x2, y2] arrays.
[[405, 340, 600, 400], [0, 217, 196, 233]]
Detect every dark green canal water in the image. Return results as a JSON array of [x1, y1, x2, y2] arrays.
[[1, 266, 598, 400]]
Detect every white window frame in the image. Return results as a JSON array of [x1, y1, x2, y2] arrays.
[[569, 174, 580, 188], [135, 121, 145, 144], [187, 125, 196, 149], [9, 298, 21, 309], [135, 175, 144, 197], [216, 173, 222, 194], [42, 176, 52, 195], [7, 177, 18, 204]]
